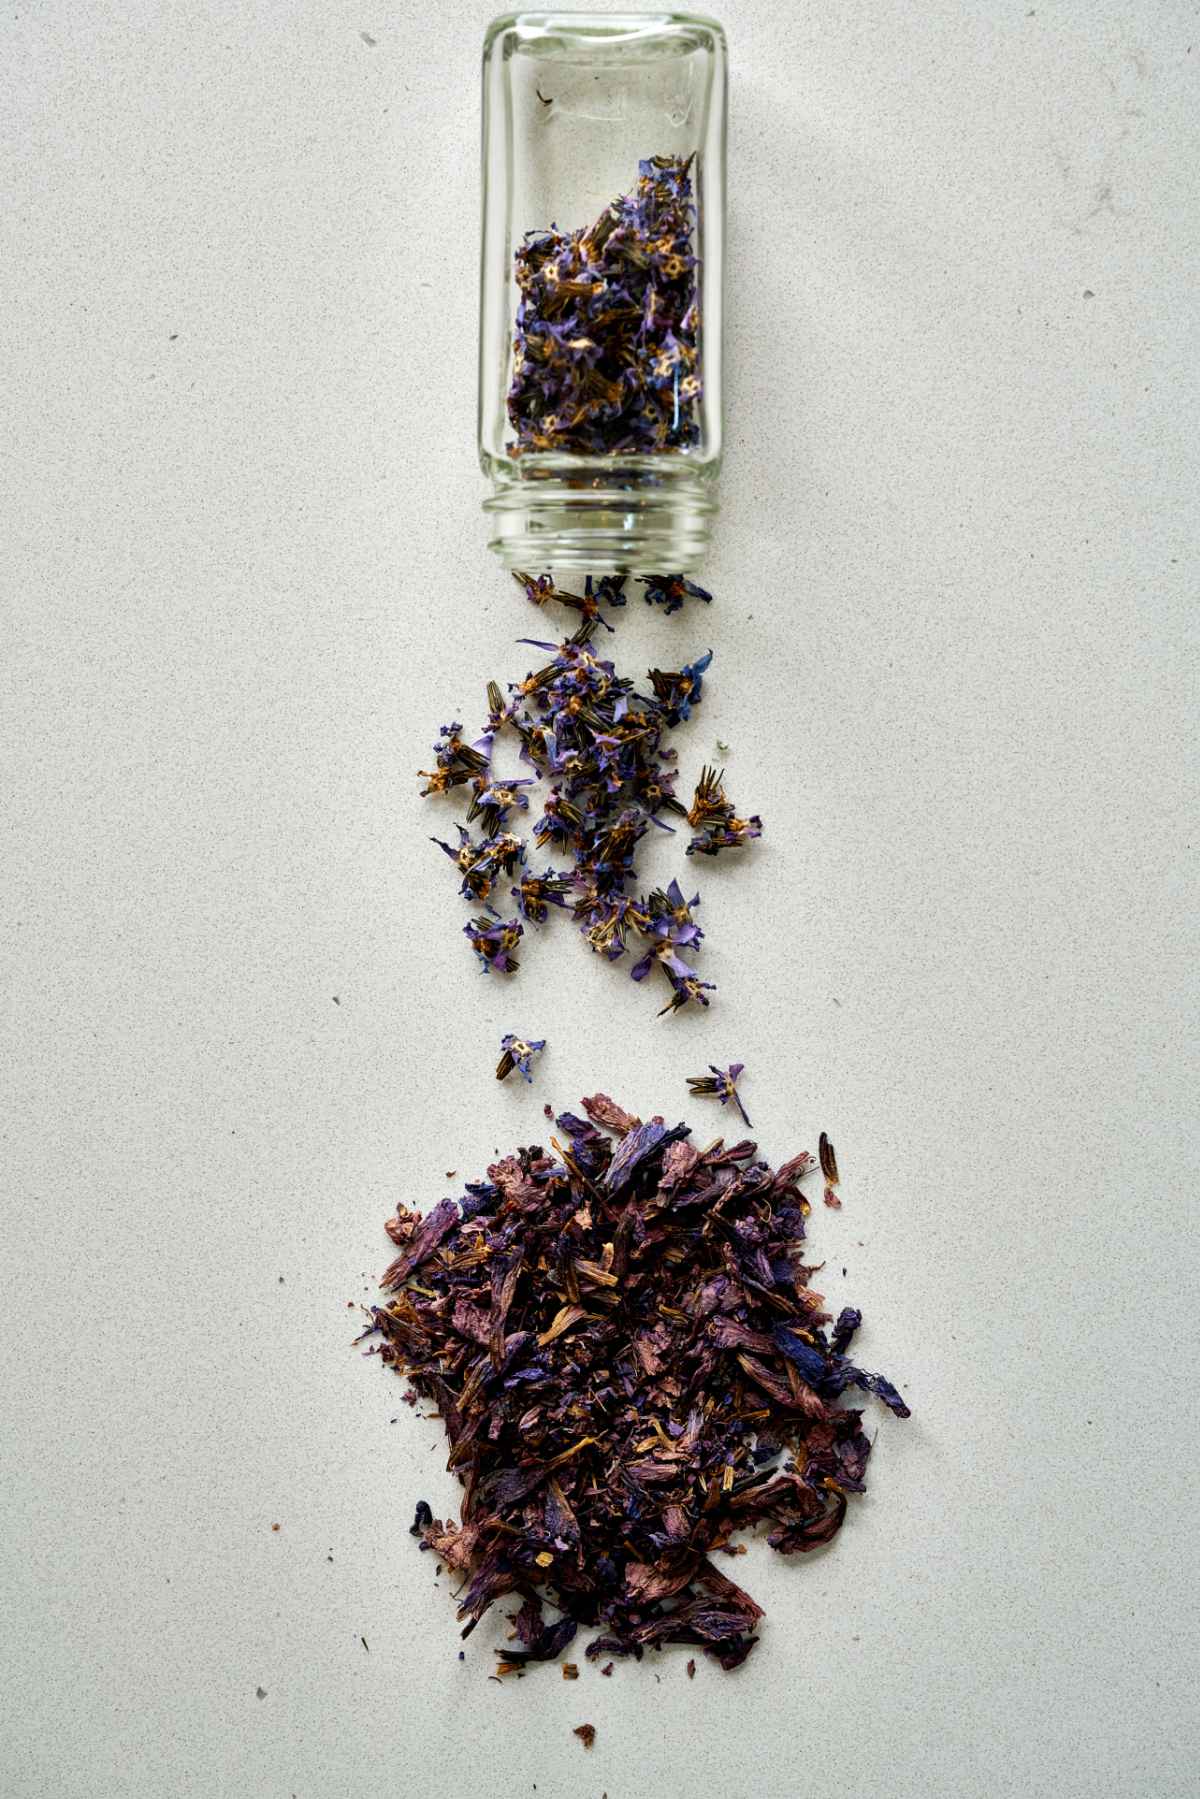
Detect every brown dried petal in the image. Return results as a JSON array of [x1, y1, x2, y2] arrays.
[[818, 1132, 840, 1185], [581, 1092, 642, 1136]]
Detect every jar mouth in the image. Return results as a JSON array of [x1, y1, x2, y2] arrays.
[[486, 14, 727, 59], [482, 454, 717, 574]]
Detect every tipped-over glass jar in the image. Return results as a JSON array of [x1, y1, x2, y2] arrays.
[[479, 11, 727, 573]]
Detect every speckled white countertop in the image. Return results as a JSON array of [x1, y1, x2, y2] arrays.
[[2, 4, 1197, 1796]]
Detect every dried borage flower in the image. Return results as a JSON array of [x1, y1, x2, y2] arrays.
[[507, 157, 701, 457], [649, 651, 711, 725], [514, 570, 711, 626], [432, 825, 525, 901], [511, 867, 572, 923], [365, 1096, 908, 1674], [496, 1035, 545, 1083], [641, 574, 712, 615], [513, 571, 626, 633], [418, 722, 489, 798], [686, 766, 763, 858], [686, 1062, 751, 1128], [464, 914, 523, 974], [420, 606, 762, 1014]]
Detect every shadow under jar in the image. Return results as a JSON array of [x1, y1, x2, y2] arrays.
[[479, 11, 727, 574]]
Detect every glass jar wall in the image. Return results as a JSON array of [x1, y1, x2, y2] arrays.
[[479, 12, 727, 572]]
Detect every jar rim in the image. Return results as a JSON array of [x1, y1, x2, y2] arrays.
[[483, 12, 727, 55]]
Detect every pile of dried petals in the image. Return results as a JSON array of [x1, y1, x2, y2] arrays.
[[507, 156, 701, 457], [366, 1095, 908, 1672], [422, 607, 762, 1015]]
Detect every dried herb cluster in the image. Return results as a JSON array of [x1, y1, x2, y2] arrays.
[[421, 592, 762, 1015], [369, 1097, 908, 1672], [507, 156, 701, 456]]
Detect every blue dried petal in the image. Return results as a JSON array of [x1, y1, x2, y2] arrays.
[[771, 1326, 828, 1388], [604, 1118, 690, 1193]]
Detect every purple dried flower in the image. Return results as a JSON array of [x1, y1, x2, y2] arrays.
[[588, 574, 628, 609], [466, 775, 536, 834], [685, 766, 763, 858], [432, 826, 525, 901], [648, 650, 712, 725], [576, 889, 647, 962], [418, 721, 490, 796], [628, 880, 703, 982], [687, 816, 764, 857], [639, 575, 713, 616], [658, 969, 717, 1016], [496, 1034, 546, 1082], [512, 570, 618, 632], [686, 1062, 752, 1128], [514, 572, 556, 607], [511, 867, 573, 923], [532, 787, 584, 849], [464, 915, 523, 974]]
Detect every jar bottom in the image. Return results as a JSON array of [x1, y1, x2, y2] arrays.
[[482, 455, 718, 574]]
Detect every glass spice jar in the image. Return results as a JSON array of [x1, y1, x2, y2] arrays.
[[479, 10, 727, 573]]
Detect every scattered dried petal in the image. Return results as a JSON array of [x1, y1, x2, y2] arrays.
[[818, 1132, 840, 1185]]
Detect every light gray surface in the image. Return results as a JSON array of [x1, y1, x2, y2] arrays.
[[2, 4, 1198, 1797]]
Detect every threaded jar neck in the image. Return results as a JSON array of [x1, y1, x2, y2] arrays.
[[482, 454, 717, 574]]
